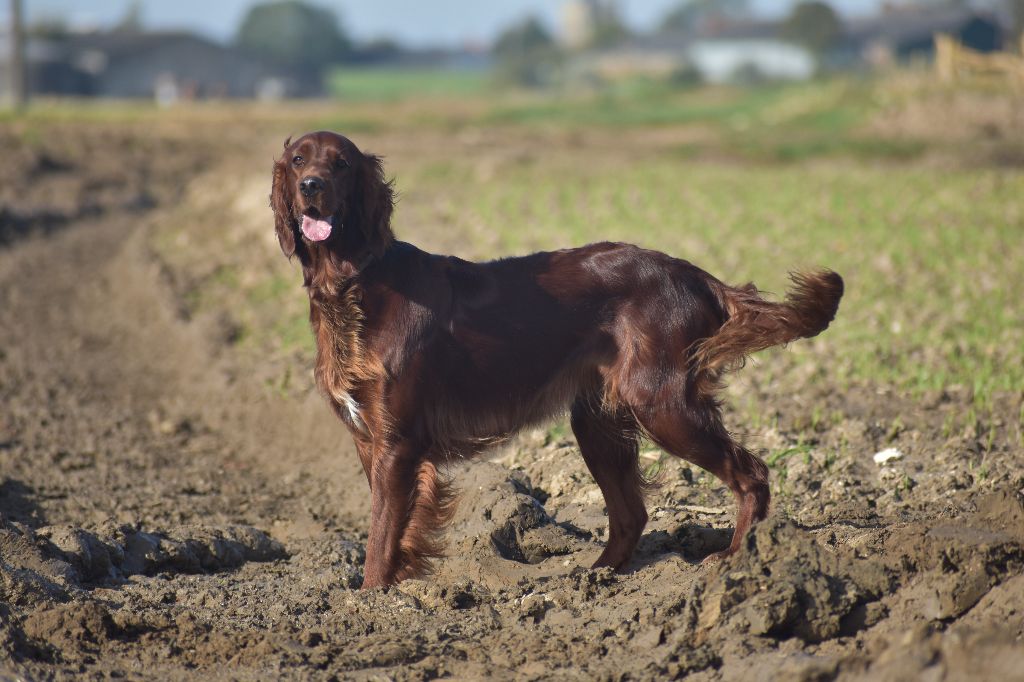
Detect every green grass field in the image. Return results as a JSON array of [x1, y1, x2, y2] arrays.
[[393, 147, 1022, 409], [96, 73, 1021, 413]]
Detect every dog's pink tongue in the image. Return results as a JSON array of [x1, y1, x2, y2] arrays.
[[301, 215, 333, 241]]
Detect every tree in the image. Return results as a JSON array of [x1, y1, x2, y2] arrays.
[[658, 0, 751, 35], [114, 0, 144, 33], [493, 16, 554, 58], [782, 1, 842, 57], [492, 17, 561, 88], [587, 2, 630, 48], [236, 1, 352, 73]]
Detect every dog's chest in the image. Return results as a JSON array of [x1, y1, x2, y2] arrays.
[[316, 346, 370, 435], [337, 390, 367, 433], [310, 287, 374, 435]]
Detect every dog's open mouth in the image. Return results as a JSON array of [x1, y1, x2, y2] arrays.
[[301, 213, 334, 242]]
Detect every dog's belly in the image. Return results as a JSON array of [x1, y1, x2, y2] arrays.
[[424, 345, 597, 447]]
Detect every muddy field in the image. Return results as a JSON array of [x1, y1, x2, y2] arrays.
[[1, 92, 1023, 681]]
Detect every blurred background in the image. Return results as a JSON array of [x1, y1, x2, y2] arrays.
[[1, 0, 1022, 101]]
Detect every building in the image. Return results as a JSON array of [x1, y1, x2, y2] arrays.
[[570, 19, 815, 86], [840, 7, 1004, 69], [686, 20, 815, 83], [689, 39, 815, 83], [0, 29, 313, 101]]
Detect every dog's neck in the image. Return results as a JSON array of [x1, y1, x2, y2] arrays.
[[301, 241, 370, 292], [303, 252, 374, 410]]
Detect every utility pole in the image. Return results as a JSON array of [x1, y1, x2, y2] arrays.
[[8, 0, 27, 108]]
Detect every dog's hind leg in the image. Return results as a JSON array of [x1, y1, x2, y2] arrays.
[[570, 398, 649, 572], [633, 397, 769, 563]]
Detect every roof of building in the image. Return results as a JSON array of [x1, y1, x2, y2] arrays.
[[844, 7, 1001, 47]]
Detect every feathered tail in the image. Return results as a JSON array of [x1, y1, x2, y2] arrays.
[[691, 270, 844, 376]]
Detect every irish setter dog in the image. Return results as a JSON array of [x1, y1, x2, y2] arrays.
[[271, 131, 843, 588]]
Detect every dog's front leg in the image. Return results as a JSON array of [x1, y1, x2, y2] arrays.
[[361, 438, 422, 588], [352, 437, 373, 486]]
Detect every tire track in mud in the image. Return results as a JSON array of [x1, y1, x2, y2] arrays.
[[0, 213, 367, 676], [0, 213, 358, 531]]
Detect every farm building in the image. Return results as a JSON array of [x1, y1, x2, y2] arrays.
[[839, 7, 1004, 68], [684, 19, 814, 83], [0, 30, 311, 101], [688, 39, 815, 83], [567, 5, 1009, 84], [570, 22, 815, 85]]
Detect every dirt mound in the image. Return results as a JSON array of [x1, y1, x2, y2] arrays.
[[38, 523, 286, 582], [438, 462, 596, 584], [683, 517, 887, 644]]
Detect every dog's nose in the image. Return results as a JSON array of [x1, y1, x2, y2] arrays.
[[300, 176, 325, 197]]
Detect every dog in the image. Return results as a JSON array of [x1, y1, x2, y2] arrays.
[[270, 131, 843, 588]]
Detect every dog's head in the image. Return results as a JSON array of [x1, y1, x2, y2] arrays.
[[270, 131, 394, 261]]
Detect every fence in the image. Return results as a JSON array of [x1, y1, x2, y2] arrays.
[[934, 33, 1024, 88]]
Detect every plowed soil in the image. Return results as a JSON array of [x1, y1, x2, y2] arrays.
[[1, 120, 1022, 681]]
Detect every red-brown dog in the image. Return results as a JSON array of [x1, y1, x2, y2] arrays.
[[270, 131, 843, 588]]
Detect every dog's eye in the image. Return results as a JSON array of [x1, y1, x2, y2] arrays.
[[335, 158, 350, 169], [292, 155, 304, 167]]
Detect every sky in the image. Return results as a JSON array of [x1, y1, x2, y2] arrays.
[[3, 0, 898, 47]]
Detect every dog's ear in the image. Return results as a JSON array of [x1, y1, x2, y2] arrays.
[[270, 155, 296, 258], [354, 152, 395, 258]]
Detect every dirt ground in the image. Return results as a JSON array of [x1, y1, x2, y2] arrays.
[[1, 119, 1023, 681]]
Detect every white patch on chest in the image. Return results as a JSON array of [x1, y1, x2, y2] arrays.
[[338, 390, 367, 433]]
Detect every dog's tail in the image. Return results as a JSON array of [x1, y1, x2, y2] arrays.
[[691, 270, 844, 378]]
